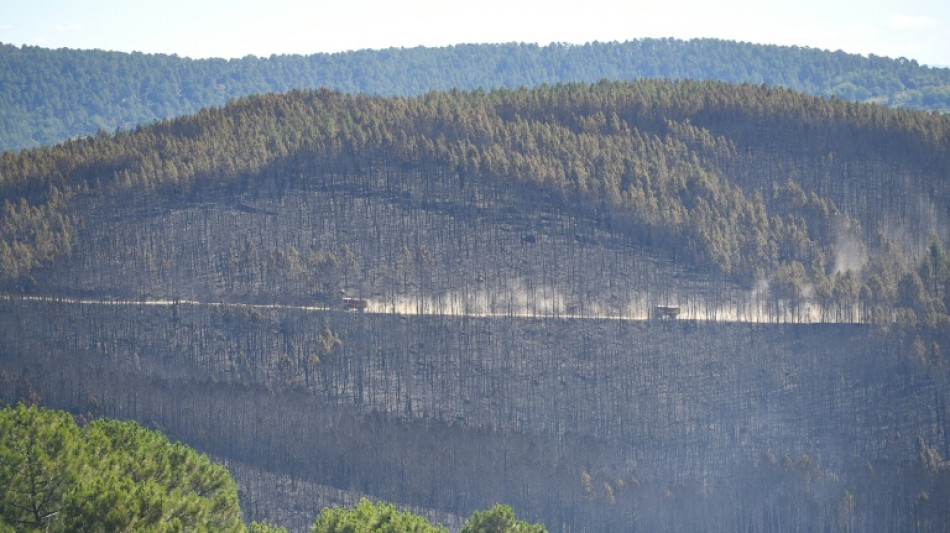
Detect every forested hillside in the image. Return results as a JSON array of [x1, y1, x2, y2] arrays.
[[3, 81, 949, 326], [2, 81, 950, 530], [2, 38, 950, 151]]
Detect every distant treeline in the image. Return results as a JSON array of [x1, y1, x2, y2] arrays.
[[2, 38, 949, 151]]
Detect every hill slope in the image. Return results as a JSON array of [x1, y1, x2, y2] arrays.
[[2, 299, 949, 531], [2, 38, 950, 151], [1, 81, 950, 531], [3, 81, 949, 324]]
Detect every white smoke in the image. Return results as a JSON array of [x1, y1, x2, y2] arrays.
[[833, 236, 867, 275], [833, 218, 867, 275]]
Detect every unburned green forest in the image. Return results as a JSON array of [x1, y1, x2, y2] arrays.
[[3, 37, 950, 152]]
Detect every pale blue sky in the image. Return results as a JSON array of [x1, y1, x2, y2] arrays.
[[2, 0, 948, 67]]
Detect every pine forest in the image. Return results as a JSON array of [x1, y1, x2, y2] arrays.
[[1, 44, 950, 532]]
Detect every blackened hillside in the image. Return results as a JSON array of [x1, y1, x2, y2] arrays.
[[1, 82, 950, 531], [2, 298, 948, 531]]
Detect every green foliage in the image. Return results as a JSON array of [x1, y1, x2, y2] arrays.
[[919, 236, 949, 307], [3, 39, 950, 152], [310, 498, 447, 533], [897, 271, 929, 313], [249, 522, 288, 533], [0, 190, 73, 283], [0, 405, 546, 532], [308, 500, 547, 533], [0, 404, 82, 531], [460, 504, 548, 533], [0, 404, 244, 532], [889, 236, 950, 331]]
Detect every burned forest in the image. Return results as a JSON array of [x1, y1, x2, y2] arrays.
[[2, 81, 950, 531]]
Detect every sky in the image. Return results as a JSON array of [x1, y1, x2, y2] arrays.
[[2, 0, 949, 67]]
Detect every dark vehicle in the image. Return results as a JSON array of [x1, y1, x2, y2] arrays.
[[340, 297, 368, 312], [654, 306, 681, 319]]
